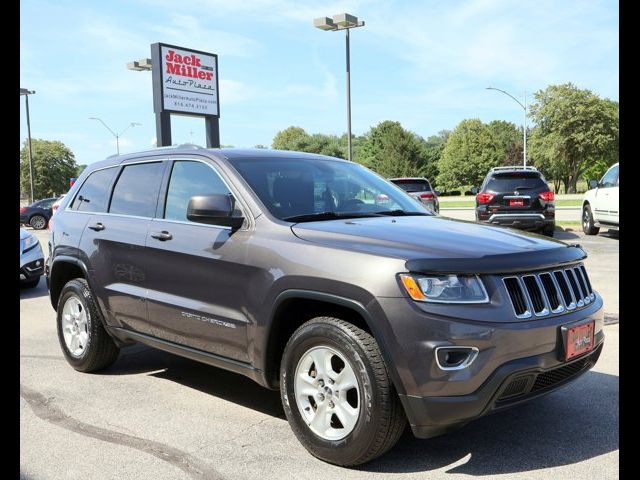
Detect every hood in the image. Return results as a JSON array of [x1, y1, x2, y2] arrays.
[[20, 228, 31, 241], [291, 216, 585, 274]]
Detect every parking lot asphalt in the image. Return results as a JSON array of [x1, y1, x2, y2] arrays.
[[20, 227, 618, 480]]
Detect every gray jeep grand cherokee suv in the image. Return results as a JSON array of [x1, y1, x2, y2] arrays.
[[46, 146, 604, 466]]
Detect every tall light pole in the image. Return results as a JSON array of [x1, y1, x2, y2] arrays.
[[89, 117, 141, 155], [486, 87, 528, 166], [20, 88, 36, 204], [314, 13, 365, 162]]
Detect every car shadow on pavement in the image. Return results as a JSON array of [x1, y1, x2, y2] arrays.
[[361, 370, 618, 475], [19, 279, 48, 300], [553, 230, 581, 240], [104, 344, 285, 418], [105, 345, 617, 475]]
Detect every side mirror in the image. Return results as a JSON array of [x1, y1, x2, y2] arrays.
[[588, 179, 599, 190], [470, 186, 479, 195], [187, 194, 244, 230]]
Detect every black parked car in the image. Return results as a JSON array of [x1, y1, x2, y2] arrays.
[[19, 197, 58, 230], [473, 166, 555, 236], [47, 147, 602, 466]]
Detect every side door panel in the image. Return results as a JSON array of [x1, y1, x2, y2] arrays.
[[142, 157, 254, 362]]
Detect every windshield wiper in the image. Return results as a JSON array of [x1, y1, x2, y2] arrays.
[[283, 211, 384, 223], [513, 186, 534, 190], [372, 209, 431, 216]]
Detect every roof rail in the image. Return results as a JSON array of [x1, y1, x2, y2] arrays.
[[490, 165, 538, 172]]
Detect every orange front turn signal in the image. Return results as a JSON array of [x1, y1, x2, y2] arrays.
[[400, 274, 426, 301]]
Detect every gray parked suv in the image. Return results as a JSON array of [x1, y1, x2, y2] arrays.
[[47, 146, 604, 466]]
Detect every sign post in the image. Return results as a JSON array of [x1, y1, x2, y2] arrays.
[[151, 43, 220, 147]]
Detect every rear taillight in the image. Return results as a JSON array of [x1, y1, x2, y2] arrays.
[[476, 193, 495, 204], [419, 192, 435, 199], [539, 191, 555, 202], [20, 207, 27, 213], [48, 217, 54, 231], [52, 204, 59, 212]]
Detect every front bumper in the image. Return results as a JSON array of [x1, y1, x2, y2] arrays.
[[375, 293, 604, 438], [20, 243, 45, 281]]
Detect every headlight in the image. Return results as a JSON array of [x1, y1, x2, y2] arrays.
[[22, 235, 38, 252], [400, 274, 489, 303]]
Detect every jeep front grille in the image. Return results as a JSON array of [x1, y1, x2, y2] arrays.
[[502, 264, 595, 319]]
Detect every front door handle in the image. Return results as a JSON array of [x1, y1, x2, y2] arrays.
[[150, 231, 173, 241], [88, 222, 105, 231]]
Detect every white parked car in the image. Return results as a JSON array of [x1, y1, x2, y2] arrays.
[[582, 162, 618, 235]]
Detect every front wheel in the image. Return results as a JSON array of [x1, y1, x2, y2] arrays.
[[582, 205, 600, 235], [280, 317, 406, 466]]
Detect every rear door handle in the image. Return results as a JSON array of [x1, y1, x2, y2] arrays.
[[88, 222, 105, 231], [150, 231, 173, 241]]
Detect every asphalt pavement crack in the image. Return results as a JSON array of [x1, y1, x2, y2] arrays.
[[20, 384, 224, 480]]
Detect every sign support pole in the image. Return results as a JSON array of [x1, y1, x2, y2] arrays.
[[205, 117, 220, 148]]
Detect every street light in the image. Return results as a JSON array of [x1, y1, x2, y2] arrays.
[[126, 58, 152, 71], [314, 13, 365, 162], [89, 117, 141, 155], [20, 88, 36, 204], [486, 87, 528, 166]]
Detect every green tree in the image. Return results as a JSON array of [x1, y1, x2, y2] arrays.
[[76, 164, 87, 177], [415, 130, 450, 187], [357, 121, 427, 178], [437, 119, 502, 190], [20, 139, 78, 199], [528, 83, 618, 193], [272, 126, 310, 150], [487, 120, 523, 166]]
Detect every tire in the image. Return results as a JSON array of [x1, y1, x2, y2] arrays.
[[280, 317, 406, 466], [56, 278, 120, 372], [582, 204, 600, 235], [20, 277, 40, 289], [29, 214, 47, 230], [542, 224, 555, 237]]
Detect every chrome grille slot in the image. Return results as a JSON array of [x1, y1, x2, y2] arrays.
[[573, 267, 590, 304], [503, 277, 531, 318], [553, 271, 575, 309], [522, 275, 548, 315], [502, 263, 594, 319], [564, 269, 584, 307], [539, 273, 563, 313], [579, 265, 595, 300]]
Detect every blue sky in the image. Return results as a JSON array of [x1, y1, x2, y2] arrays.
[[20, 0, 618, 166]]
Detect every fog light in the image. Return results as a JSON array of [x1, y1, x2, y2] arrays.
[[435, 346, 479, 371], [36, 260, 41, 267]]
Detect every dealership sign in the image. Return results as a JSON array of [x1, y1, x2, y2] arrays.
[[155, 44, 220, 117]]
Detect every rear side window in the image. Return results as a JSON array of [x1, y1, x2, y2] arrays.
[[485, 172, 547, 192], [71, 167, 118, 212], [391, 179, 432, 192], [164, 161, 232, 222], [109, 162, 164, 217]]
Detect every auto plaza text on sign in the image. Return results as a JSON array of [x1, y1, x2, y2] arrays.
[[161, 46, 219, 116]]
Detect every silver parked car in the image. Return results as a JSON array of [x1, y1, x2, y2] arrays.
[[389, 177, 439, 213], [20, 228, 44, 288]]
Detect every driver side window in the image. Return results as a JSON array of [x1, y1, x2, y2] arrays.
[[600, 165, 618, 188]]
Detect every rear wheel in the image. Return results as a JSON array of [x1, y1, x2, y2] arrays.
[[542, 224, 555, 237], [280, 317, 406, 466], [56, 279, 120, 372], [29, 215, 47, 230], [582, 204, 600, 235]]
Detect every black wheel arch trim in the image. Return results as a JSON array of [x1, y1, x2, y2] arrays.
[[267, 289, 406, 395], [49, 256, 92, 309]]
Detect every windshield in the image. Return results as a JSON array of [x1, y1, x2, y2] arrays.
[[229, 156, 430, 221], [391, 179, 432, 193]]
